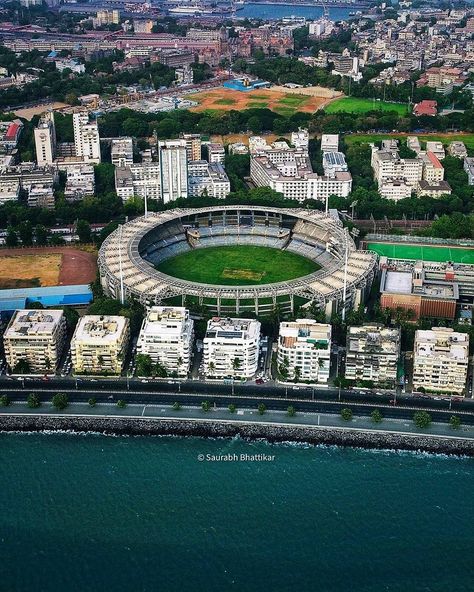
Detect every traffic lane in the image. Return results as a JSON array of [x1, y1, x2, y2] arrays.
[[4, 391, 474, 425], [1, 377, 472, 412]]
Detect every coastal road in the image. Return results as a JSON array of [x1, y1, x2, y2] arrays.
[[1, 401, 474, 441], [2, 387, 474, 425], [1, 376, 472, 415]]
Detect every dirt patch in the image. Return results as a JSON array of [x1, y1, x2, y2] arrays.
[[0, 246, 97, 287], [221, 268, 265, 281], [0, 254, 62, 289], [12, 101, 68, 121], [190, 87, 331, 114]]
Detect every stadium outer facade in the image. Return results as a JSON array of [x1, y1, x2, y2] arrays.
[[98, 206, 377, 317]]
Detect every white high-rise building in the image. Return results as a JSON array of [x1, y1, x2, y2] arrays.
[[413, 328, 468, 395], [277, 320, 331, 383], [34, 111, 56, 165], [158, 140, 188, 203], [73, 111, 101, 164], [203, 317, 261, 379], [4, 309, 66, 373], [137, 306, 194, 377]]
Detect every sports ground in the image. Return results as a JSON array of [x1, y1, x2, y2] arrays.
[[325, 97, 409, 115], [366, 242, 474, 264], [156, 245, 320, 286], [190, 88, 330, 116], [0, 247, 97, 289]]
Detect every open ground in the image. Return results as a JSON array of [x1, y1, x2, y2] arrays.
[[156, 245, 320, 286], [190, 86, 339, 115], [325, 97, 409, 115], [366, 242, 474, 264], [0, 246, 97, 289], [12, 101, 68, 121]]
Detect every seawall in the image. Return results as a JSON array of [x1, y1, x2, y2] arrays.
[[1, 414, 474, 456]]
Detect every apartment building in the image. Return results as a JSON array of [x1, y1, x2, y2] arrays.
[[158, 140, 188, 203], [4, 309, 67, 373], [72, 111, 101, 164], [180, 133, 202, 161], [321, 134, 339, 153], [64, 163, 95, 201], [115, 162, 161, 201], [425, 141, 445, 160], [345, 324, 401, 385], [277, 320, 332, 383], [250, 137, 352, 201], [71, 315, 130, 375], [34, 111, 56, 166], [420, 151, 444, 183], [137, 306, 194, 376], [207, 143, 225, 164], [448, 141, 467, 159], [371, 146, 423, 188], [413, 328, 468, 395], [188, 161, 230, 199], [111, 137, 134, 167], [464, 156, 474, 185], [203, 317, 261, 379]]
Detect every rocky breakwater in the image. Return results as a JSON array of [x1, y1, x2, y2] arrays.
[[1, 414, 474, 456]]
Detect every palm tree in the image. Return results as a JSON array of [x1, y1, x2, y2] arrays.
[[207, 361, 215, 377], [294, 366, 302, 383], [232, 358, 241, 374]]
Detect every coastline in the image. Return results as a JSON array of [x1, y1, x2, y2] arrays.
[[1, 413, 474, 457]]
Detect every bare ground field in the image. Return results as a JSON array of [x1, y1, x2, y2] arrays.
[[190, 86, 338, 114], [0, 247, 97, 289], [12, 102, 68, 121]]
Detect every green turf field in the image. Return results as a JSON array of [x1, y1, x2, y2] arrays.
[[325, 97, 409, 115], [156, 245, 320, 286], [367, 242, 474, 264]]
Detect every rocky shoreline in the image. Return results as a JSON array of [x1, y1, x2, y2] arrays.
[[1, 413, 474, 456]]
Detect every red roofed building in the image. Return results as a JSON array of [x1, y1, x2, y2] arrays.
[[413, 100, 437, 117], [0, 118, 23, 149]]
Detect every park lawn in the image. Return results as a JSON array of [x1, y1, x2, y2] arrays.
[[156, 245, 320, 286], [278, 95, 307, 106], [248, 101, 268, 108], [274, 106, 297, 116], [345, 133, 474, 150], [367, 242, 474, 264], [325, 97, 409, 115], [214, 98, 236, 105]]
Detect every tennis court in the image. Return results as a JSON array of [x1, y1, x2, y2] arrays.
[[366, 242, 474, 264]]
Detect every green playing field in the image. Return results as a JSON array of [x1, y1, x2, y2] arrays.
[[156, 245, 320, 286], [367, 242, 474, 264]]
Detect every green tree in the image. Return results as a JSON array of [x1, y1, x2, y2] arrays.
[[201, 400, 212, 412], [293, 366, 302, 383], [287, 405, 296, 417], [5, 227, 18, 247], [449, 415, 461, 430], [257, 403, 266, 415], [117, 399, 127, 408], [371, 409, 383, 423], [35, 224, 49, 245], [52, 393, 68, 410], [340, 408, 353, 421], [172, 401, 182, 411], [136, 354, 153, 377], [18, 220, 33, 245], [88, 397, 96, 407], [76, 219, 92, 243], [232, 357, 241, 373], [228, 403, 237, 413], [0, 394, 10, 406], [413, 410, 432, 429], [27, 393, 40, 409], [13, 359, 31, 374]]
